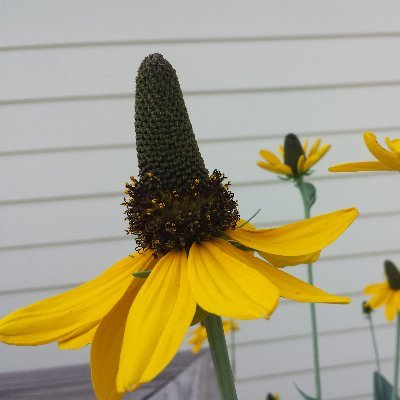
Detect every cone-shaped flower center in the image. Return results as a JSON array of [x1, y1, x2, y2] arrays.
[[124, 54, 239, 256], [385, 260, 400, 290], [284, 133, 305, 176]]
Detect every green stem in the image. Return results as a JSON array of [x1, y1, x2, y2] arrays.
[[205, 314, 238, 400], [367, 314, 383, 399], [367, 315, 381, 375], [297, 176, 322, 400], [393, 313, 400, 400], [230, 319, 236, 379]]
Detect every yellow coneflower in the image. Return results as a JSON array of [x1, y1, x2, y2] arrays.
[[0, 54, 358, 399], [329, 132, 400, 172], [188, 320, 239, 354], [364, 260, 400, 321], [257, 133, 330, 178]]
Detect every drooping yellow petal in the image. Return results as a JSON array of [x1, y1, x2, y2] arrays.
[[236, 249, 350, 304], [117, 250, 196, 392], [364, 132, 400, 169], [309, 138, 321, 156], [58, 324, 98, 350], [91, 280, 145, 400], [188, 239, 279, 319], [259, 149, 281, 165], [0, 251, 154, 345], [304, 144, 331, 170], [329, 161, 394, 172], [385, 293, 397, 321], [225, 208, 358, 256], [259, 250, 321, 268], [279, 144, 284, 157], [257, 161, 292, 175], [364, 282, 388, 295]]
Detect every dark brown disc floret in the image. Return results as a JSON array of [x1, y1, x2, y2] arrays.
[[123, 170, 239, 257]]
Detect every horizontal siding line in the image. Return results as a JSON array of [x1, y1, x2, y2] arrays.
[[237, 320, 391, 349], [328, 392, 372, 400], [2, 31, 400, 52], [0, 171, 389, 206], [0, 209, 397, 253], [235, 355, 394, 383], [3, 79, 400, 107], [2, 124, 399, 158]]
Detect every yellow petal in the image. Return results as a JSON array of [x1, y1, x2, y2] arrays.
[[237, 249, 350, 304], [302, 139, 309, 153], [369, 289, 391, 309], [91, 280, 144, 400], [259, 149, 281, 165], [309, 138, 321, 156], [385, 293, 397, 321], [58, 324, 98, 350], [386, 137, 400, 154], [329, 161, 394, 172], [364, 282, 388, 295], [225, 208, 358, 256], [259, 250, 321, 268], [0, 251, 154, 345], [188, 239, 279, 319], [297, 155, 305, 175], [279, 144, 284, 157], [257, 161, 292, 175], [304, 144, 331, 170], [364, 132, 400, 169], [117, 250, 196, 391]]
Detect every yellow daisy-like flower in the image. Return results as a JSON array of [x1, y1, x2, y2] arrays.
[[257, 133, 331, 178], [364, 260, 400, 322], [188, 320, 239, 354], [329, 132, 400, 172], [0, 54, 358, 399]]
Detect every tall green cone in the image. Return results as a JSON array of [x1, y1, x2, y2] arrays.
[[135, 53, 208, 189], [284, 133, 304, 176], [385, 260, 400, 290]]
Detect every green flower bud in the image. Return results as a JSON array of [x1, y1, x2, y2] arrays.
[[284, 133, 305, 176]]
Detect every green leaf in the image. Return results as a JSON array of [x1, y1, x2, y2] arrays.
[[374, 371, 399, 400], [294, 384, 317, 400], [302, 182, 317, 209], [132, 270, 151, 278]]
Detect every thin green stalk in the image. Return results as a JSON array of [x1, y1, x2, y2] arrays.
[[230, 318, 236, 379], [367, 314, 383, 399], [297, 176, 322, 400], [367, 314, 381, 375], [393, 313, 400, 400], [205, 314, 238, 400]]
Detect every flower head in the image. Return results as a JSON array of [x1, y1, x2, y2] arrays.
[[0, 54, 358, 399], [364, 260, 400, 321], [362, 300, 374, 316], [188, 319, 239, 354], [257, 133, 330, 178], [329, 132, 400, 172], [266, 393, 280, 400]]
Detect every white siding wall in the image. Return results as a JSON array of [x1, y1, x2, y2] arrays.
[[1, 1, 400, 399]]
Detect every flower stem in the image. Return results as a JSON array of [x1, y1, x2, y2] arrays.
[[297, 176, 322, 400], [367, 314, 381, 375], [205, 314, 238, 400], [393, 313, 400, 400]]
